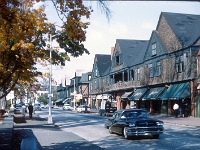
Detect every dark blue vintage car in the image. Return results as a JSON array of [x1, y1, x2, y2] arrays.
[[104, 109, 164, 139]]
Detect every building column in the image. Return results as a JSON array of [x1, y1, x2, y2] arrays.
[[191, 80, 198, 117]]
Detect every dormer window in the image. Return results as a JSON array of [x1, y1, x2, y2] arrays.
[[152, 43, 157, 56], [95, 69, 98, 76], [116, 55, 120, 65]]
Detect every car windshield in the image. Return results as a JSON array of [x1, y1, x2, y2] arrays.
[[125, 111, 148, 118]]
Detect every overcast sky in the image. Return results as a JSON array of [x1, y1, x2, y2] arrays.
[[38, 1, 200, 85]]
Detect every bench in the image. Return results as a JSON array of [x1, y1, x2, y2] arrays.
[[20, 138, 38, 150]]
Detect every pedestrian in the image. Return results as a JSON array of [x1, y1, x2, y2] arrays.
[[173, 103, 179, 118], [28, 103, 33, 119], [21, 104, 26, 117]]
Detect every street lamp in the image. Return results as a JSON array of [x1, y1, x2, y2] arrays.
[[48, 34, 53, 124]]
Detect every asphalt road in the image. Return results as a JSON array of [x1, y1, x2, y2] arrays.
[[37, 108, 200, 150]]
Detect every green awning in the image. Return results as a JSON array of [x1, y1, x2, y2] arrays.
[[160, 82, 190, 100], [121, 92, 133, 100], [121, 92, 133, 99], [142, 87, 166, 100], [129, 88, 148, 101]]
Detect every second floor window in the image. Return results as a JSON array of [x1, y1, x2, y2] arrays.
[[131, 70, 134, 80], [152, 43, 157, 56], [176, 55, 184, 73], [149, 64, 154, 78], [156, 61, 161, 76], [137, 68, 140, 81]]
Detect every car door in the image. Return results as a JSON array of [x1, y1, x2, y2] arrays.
[[107, 112, 117, 132], [112, 112, 124, 134]]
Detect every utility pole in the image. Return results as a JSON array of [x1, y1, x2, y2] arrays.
[[48, 34, 53, 124]]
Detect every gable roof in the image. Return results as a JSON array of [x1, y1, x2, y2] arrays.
[[116, 39, 149, 67], [159, 12, 200, 48], [95, 54, 111, 76]]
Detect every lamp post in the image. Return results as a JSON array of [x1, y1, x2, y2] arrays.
[[48, 34, 53, 124]]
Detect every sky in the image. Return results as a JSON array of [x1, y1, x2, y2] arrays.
[[36, 1, 200, 85]]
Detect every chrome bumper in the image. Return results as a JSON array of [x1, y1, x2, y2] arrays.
[[125, 126, 164, 136]]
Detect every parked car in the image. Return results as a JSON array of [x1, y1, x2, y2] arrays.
[[62, 104, 73, 111], [76, 105, 90, 113], [104, 109, 164, 139], [33, 103, 42, 111]]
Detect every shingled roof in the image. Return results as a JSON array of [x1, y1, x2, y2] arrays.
[[79, 72, 92, 83], [95, 54, 111, 76], [116, 39, 149, 67], [160, 12, 200, 48]]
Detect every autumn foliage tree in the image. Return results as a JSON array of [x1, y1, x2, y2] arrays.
[[0, 0, 104, 100]]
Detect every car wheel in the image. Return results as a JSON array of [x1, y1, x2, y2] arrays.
[[109, 126, 113, 134], [152, 134, 159, 139], [123, 127, 129, 139]]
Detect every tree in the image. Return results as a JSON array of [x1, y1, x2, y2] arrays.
[[0, 0, 111, 100], [37, 93, 48, 104]]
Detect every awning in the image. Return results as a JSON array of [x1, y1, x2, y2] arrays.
[[142, 87, 166, 100], [160, 82, 190, 100], [129, 88, 148, 101], [121, 92, 133, 100]]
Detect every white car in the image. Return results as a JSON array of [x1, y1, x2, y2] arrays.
[[76, 105, 90, 113], [62, 104, 73, 111]]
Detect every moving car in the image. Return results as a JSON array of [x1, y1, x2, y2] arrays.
[[104, 109, 164, 139], [33, 103, 42, 111], [76, 105, 90, 113], [62, 104, 73, 111]]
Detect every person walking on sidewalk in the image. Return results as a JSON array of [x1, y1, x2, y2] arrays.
[[28, 103, 33, 119], [173, 103, 179, 118]]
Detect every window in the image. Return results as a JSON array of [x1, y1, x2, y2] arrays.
[[88, 75, 91, 81], [94, 80, 96, 89], [95, 69, 98, 76], [116, 55, 120, 65], [156, 61, 161, 76], [152, 43, 157, 56], [131, 70, 134, 80], [176, 55, 184, 73], [137, 68, 140, 81], [149, 64, 154, 78]]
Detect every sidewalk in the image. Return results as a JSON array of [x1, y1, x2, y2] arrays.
[[13, 113, 103, 150], [10, 111, 200, 150], [148, 113, 200, 128]]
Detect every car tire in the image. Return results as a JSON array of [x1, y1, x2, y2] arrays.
[[109, 126, 113, 134], [123, 127, 130, 139], [152, 134, 159, 139]]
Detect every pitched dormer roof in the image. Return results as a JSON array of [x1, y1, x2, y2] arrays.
[[95, 54, 111, 76]]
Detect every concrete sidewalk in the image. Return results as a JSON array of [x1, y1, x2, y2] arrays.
[[13, 114, 103, 150], [10, 111, 200, 150], [148, 114, 200, 128]]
